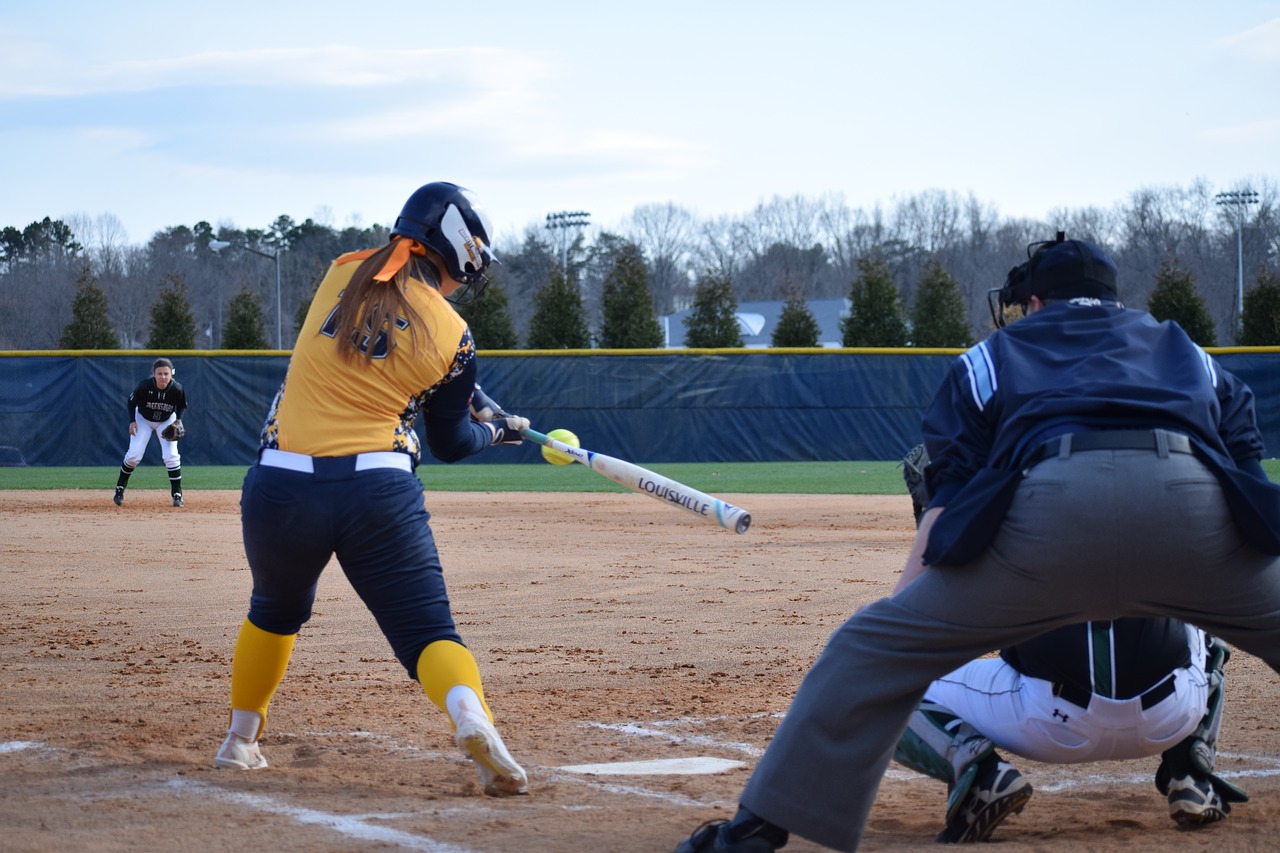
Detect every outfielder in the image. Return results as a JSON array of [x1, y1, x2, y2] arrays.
[[113, 357, 187, 507], [215, 182, 532, 798], [676, 234, 1280, 853], [897, 445, 1245, 843]]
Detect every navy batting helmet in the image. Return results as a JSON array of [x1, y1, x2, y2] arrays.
[[988, 232, 1118, 327], [391, 182, 498, 301]]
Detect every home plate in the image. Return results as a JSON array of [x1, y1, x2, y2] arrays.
[[559, 757, 746, 776]]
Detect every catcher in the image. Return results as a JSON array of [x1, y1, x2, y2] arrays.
[[113, 357, 187, 508], [898, 444, 1247, 843]]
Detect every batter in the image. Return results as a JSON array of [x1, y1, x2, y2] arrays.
[[214, 182, 533, 797]]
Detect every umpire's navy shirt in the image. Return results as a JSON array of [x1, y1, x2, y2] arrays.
[[921, 299, 1266, 509]]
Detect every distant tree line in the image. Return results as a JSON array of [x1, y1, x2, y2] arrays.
[[5, 177, 1280, 352]]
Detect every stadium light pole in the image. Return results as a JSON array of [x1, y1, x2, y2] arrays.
[[1215, 189, 1259, 333], [208, 239, 283, 349], [544, 211, 591, 271]]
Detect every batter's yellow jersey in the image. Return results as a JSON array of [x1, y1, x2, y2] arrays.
[[261, 259, 474, 460]]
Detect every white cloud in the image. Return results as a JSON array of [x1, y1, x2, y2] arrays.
[[0, 44, 553, 97], [1201, 118, 1280, 144], [1217, 16, 1280, 60]]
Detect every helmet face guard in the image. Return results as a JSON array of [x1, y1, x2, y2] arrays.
[[987, 263, 1029, 328], [987, 232, 1118, 327], [391, 182, 499, 304]]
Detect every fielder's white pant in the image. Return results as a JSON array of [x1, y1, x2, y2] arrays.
[[124, 412, 181, 469], [923, 623, 1209, 764]]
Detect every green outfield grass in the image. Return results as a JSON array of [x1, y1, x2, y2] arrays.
[[0, 461, 907, 495], [3, 459, 1276, 495]]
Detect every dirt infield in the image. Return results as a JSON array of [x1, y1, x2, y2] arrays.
[[1, 489, 1277, 852]]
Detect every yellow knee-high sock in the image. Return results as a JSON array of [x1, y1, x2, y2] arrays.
[[229, 618, 297, 739], [417, 640, 493, 724]]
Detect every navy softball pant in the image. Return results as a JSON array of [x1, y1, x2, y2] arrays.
[[239, 455, 463, 678]]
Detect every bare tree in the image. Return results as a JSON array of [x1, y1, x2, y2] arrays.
[[818, 201, 889, 285], [698, 213, 749, 295], [625, 202, 697, 315], [892, 189, 965, 256], [105, 245, 161, 349]]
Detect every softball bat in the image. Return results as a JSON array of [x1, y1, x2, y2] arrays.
[[521, 427, 751, 534]]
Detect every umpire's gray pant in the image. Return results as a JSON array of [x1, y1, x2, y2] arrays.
[[740, 449, 1280, 852]]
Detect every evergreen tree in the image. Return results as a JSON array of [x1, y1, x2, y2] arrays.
[[1147, 257, 1217, 347], [598, 241, 663, 348], [222, 286, 270, 349], [770, 287, 821, 347], [456, 271, 519, 349], [526, 267, 592, 349], [841, 255, 908, 347], [911, 260, 973, 348], [1239, 266, 1280, 346], [146, 274, 197, 350], [59, 266, 119, 349], [683, 272, 742, 348]]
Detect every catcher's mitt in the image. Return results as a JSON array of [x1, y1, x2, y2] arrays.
[[161, 420, 185, 441], [902, 443, 930, 526]]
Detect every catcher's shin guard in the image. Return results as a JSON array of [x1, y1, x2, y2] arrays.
[[1155, 635, 1248, 810], [894, 700, 996, 823]]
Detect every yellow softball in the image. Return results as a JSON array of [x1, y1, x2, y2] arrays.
[[541, 429, 579, 466]]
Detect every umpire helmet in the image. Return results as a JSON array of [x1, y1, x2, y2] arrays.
[[988, 232, 1119, 327], [391, 182, 498, 302]]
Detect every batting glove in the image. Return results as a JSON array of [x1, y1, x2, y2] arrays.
[[469, 384, 511, 422], [484, 416, 529, 446]]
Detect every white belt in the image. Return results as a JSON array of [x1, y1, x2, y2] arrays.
[[259, 448, 413, 473]]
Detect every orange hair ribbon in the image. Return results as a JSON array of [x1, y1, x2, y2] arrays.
[[335, 235, 428, 282]]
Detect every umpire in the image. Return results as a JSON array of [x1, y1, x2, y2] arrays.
[[675, 233, 1280, 853]]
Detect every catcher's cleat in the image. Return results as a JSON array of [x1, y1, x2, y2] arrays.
[[172, 493, 184, 508], [214, 732, 267, 770], [113, 486, 125, 506], [1167, 774, 1230, 827], [454, 710, 528, 796], [936, 756, 1032, 843], [674, 814, 787, 853]]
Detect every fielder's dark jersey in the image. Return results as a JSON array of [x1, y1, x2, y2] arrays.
[[129, 378, 187, 423], [922, 300, 1265, 508], [1001, 618, 1191, 700], [260, 257, 489, 464]]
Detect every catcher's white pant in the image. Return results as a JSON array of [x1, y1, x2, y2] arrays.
[[923, 623, 1209, 764], [124, 411, 181, 469]]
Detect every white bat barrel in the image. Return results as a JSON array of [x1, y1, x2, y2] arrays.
[[523, 428, 751, 534]]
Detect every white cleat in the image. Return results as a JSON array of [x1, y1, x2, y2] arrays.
[[214, 732, 268, 770], [1167, 774, 1229, 826], [454, 711, 528, 796]]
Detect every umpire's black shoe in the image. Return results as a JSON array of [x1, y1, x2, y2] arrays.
[[113, 486, 124, 506], [172, 492, 184, 508], [675, 809, 788, 852], [936, 754, 1032, 843]]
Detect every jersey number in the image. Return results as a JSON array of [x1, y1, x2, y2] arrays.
[[319, 295, 409, 359]]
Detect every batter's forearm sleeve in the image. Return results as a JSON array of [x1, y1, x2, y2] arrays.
[[424, 357, 488, 463]]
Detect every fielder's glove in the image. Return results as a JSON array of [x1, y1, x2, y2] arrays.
[[161, 420, 185, 441], [469, 384, 511, 422], [483, 416, 529, 446], [902, 443, 930, 526]]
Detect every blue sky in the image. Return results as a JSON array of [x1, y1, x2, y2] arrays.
[[1, 1, 1277, 247]]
